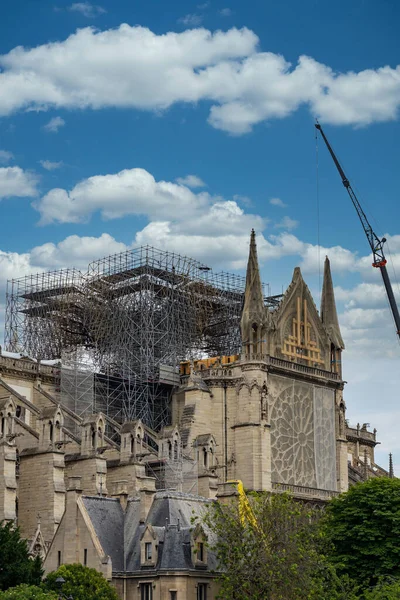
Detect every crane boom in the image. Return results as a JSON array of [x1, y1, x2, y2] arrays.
[[315, 123, 400, 340]]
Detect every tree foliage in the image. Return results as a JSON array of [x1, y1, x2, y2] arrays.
[[324, 478, 400, 589], [363, 578, 400, 600], [0, 521, 43, 591], [0, 585, 57, 600], [44, 564, 118, 600], [201, 491, 353, 600]]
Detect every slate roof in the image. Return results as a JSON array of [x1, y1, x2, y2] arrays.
[[82, 496, 125, 571], [82, 491, 217, 575]]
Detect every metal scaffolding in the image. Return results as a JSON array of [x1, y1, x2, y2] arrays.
[[4, 245, 270, 430]]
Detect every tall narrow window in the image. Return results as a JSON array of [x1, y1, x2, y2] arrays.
[[203, 448, 208, 468], [169, 592, 177, 600], [57, 551, 62, 567], [252, 323, 258, 354], [197, 583, 207, 600], [198, 542, 204, 562], [140, 583, 153, 600], [84, 548, 88, 566], [145, 542, 152, 561]]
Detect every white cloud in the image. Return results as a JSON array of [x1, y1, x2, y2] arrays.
[[0, 250, 33, 288], [39, 159, 63, 170], [0, 166, 39, 199], [68, 2, 106, 17], [175, 174, 206, 188], [269, 197, 287, 208], [233, 193, 252, 206], [0, 24, 399, 132], [32, 165, 400, 303], [29, 233, 127, 269], [274, 216, 298, 231], [335, 283, 386, 309], [340, 307, 388, 330], [178, 14, 203, 26], [34, 167, 211, 224], [0, 150, 14, 164], [219, 8, 232, 16], [197, 2, 209, 8], [43, 116, 65, 133]]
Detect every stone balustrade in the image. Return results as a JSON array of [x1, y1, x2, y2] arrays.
[[272, 481, 339, 500]]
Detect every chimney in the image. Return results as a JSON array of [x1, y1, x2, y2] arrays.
[[111, 480, 129, 511], [139, 486, 156, 523]]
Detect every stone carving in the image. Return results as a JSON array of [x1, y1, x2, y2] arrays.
[[261, 385, 268, 421]]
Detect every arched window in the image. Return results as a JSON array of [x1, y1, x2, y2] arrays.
[[203, 447, 208, 468], [49, 421, 54, 442], [130, 435, 134, 455], [91, 428, 96, 448], [174, 439, 178, 460], [252, 323, 258, 354], [331, 344, 336, 372], [168, 440, 172, 459]]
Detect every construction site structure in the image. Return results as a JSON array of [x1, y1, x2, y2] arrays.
[[4, 245, 279, 431]]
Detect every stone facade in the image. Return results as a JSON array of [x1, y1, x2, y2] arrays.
[[0, 230, 393, 600]]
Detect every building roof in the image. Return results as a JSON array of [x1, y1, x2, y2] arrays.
[[81, 491, 217, 575], [82, 496, 125, 571]]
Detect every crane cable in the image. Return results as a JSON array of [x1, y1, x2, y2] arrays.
[[315, 126, 321, 302]]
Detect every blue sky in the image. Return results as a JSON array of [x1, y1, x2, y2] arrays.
[[1, 0, 400, 471]]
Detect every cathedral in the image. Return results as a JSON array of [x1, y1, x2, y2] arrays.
[[0, 231, 389, 600]]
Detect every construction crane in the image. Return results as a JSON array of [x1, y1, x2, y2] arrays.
[[315, 122, 400, 341]]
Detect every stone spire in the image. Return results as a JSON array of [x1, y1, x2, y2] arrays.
[[320, 256, 344, 349], [363, 448, 369, 481], [240, 230, 267, 356], [389, 453, 394, 478]]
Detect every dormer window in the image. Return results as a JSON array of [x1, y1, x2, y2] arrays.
[[192, 525, 207, 567], [140, 525, 158, 567]]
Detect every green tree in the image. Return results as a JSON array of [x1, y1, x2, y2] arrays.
[[0, 585, 57, 600], [363, 578, 400, 600], [324, 477, 400, 589], [201, 491, 353, 600], [44, 565, 118, 600], [0, 521, 43, 590]]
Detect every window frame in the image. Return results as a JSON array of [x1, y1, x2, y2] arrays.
[[140, 582, 153, 600], [145, 541, 153, 561], [197, 583, 207, 600]]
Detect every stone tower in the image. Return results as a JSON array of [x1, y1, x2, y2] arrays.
[[240, 229, 269, 359], [321, 256, 345, 377], [173, 230, 348, 496]]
